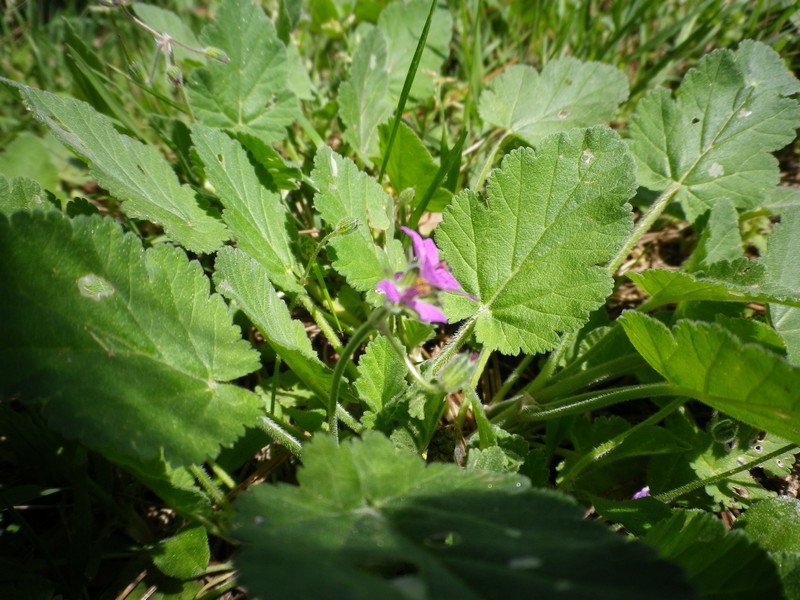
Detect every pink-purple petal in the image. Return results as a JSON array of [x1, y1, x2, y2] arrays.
[[376, 279, 401, 302], [410, 299, 448, 323]]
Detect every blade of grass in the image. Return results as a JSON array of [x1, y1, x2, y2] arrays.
[[378, 0, 438, 182]]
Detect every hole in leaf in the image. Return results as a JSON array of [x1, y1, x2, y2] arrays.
[[691, 117, 700, 124], [776, 459, 785, 468], [357, 557, 419, 580], [217, 153, 224, 164], [557, 108, 570, 119], [424, 531, 462, 549], [77, 273, 116, 301], [753, 444, 764, 453]]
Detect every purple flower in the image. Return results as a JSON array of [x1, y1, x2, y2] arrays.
[[376, 227, 471, 323], [632, 486, 650, 500]]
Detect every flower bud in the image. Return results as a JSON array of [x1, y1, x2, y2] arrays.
[[166, 65, 183, 87], [204, 47, 230, 64], [333, 217, 359, 236]]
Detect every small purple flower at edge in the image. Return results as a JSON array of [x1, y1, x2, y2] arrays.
[[376, 227, 473, 323], [631, 486, 650, 500]]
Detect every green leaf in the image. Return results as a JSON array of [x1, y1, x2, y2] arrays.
[[684, 198, 743, 270], [766, 207, 800, 365], [191, 125, 302, 292], [0, 133, 60, 198], [233, 432, 696, 600], [630, 260, 800, 310], [311, 146, 404, 291], [382, 121, 453, 212], [339, 26, 393, 162], [355, 337, 407, 413], [437, 127, 636, 355], [736, 497, 800, 553], [0, 213, 261, 468], [0, 176, 48, 214], [628, 40, 800, 222], [620, 311, 800, 445], [377, 0, 453, 101], [152, 524, 210, 580], [644, 510, 783, 600], [479, 60, 629, 146], [2, 80, 228, 253], [213, 247, 334, 400], [187, 0, 299, 143]]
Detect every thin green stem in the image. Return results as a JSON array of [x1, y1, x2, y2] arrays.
[[189, 465, 227, 507], [329, 308, 389, 443], [559, 398, 686, 485], [520, 383, 678, 421], [525, 332, 574, 393], [654, 443, 798, 504], [474, 131, 509, 191], [607, 182, 681, 274], [258, 415, 303, 459], [377, 320, 440, 393], [533, 353, 645, 403], [431, 317, 477, 374], [298, 294, 345, 354], [490, 353, 534, 405]]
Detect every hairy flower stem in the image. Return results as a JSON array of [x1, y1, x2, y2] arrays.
[[328, 308, 390, 443], [431, 317, 477, 374], [654, 443, 798, 504], [520, 383, 678, 421]]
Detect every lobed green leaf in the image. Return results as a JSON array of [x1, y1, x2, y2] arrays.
[[628, 40, 800, 222], [191, 125, 302, 293], [187, 0, 299, 143], [620, 312, 800, 445], [233, 432, 695, 600], [1, 80, 229, 253], [437, 126, 635, 355], [479, 59, 629, 146], [0, 212, 261, 468]]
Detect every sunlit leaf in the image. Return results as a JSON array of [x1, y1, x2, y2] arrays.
[[187, 0, 299, 143], [479, 60, 629, 146], [620, 312, 800, 445], [1, 80, 228, 253], [437, 126, 635, 355], [628, 40, 800, 222], [192, 125, 302, 293]]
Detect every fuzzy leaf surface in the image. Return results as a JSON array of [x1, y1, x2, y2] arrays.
[[191, 125, 301, 292], [2, 80, 228, 253], [187, 0, 299, 143], [0, 213, 261, 468], [311, 146, 404, 291], [0, 176, 47, 214], [355, 337, 407, 413], [645, 510, 783, 600], [213, 247, 333, 399], [339, 27, 393, 162], [628, 40, 800, 222], [765, 207, 800, 366], [479, 60, 629, 146], [437, 127, 635, 355], [620, 312, 800, 445], [233, 433, 695, 600]]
